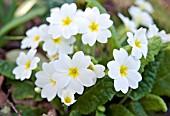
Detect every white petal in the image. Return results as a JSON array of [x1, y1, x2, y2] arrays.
[[16, 52, 27, 65], [35, 71, 50, 88], [78, 69, 95, 87], [82, 32, 97, 46], [75, 17, 90, 33], [52, 72, 71, 88], [126, 76, 138, 89], [30, 57, 40, 70], [66, 79, 84, 95], [72, 51, 91, 68], [107, 61, 120, 79], [94, 64, 105, 78], [131, 47, 142, 59], [21, 70, 32, 81], [42, 62, 56, 75], [97, 29, 111, 43], [141, 44, 148, 58], [27, 49, 37, 60], [114, 78, 129, 94], [113, 48, 128, 64], [60, 3, 77, 18], [124, 56, 140, 71], [98, 14, 113, 29], [48, 24, 62, 38], [62, 25, 78, 39], [127, 70, 142, 82], [41, 84, 58, 101]]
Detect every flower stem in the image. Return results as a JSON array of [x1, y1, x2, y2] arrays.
[[118, 88, 132, 105]]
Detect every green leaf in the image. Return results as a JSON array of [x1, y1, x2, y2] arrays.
[[0, 7, 46, 36], [139, 37, 162, 73], [126, 101, 147, 116], [152, 44, 170, 97], [140, 94, 167, 112], [72, 77, 115, 115], [0, 60, 16, 80], [11, 81, 35, 100], [107, 104, 134, 116], [69, 110, 81, 116], [13, 105, 46, 116]]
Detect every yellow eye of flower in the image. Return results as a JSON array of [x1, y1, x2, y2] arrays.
[[50, 78, 56, 86], [62, 17, 72, 26], [89, 21, 99, 32], [52, 37, 62, 44], [64, 96, 72, 103], [135, 39, 141, 48], [120, 65, 128, 76], [68, 67, 79, 79], [25, 61, 31, 70], [51, 54, 58, 59], [33, 35, 40, 42]]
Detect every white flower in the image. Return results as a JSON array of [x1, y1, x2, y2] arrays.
[[118, 13, 137, 33], [41, 25, 75, 55], [147, 24, 159, 38], [158, 30, 170, 43], [107, 48, 142, 94], [21, 25, 46, 49], [77, 7, 113, 46], [13, 49, 40, 81], [61, 90, 76, 106], [135, 0, 154, 13], [147, 24, 170, 43], [35, 62, 59, 101], [128, 6, 153, 27], [52, 51, 95, 95], [127, 28, 148, 59], [88, 62, 105, 84], [47, 3, 79, 39]]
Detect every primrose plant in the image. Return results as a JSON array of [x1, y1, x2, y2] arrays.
[[12, 0, 170, 114]]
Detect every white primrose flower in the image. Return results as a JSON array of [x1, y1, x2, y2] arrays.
[[35, 62, 59, 101], [128, 6, 153, 27], [88, 62, 105, 84], [13, 49, 40, 81], [52, 51, 95, 95], [127, 28, 148, 59], [147, 24, 170, 43], [107, 48, 142, 94], [21, 25, 46, 49], [77, 7, 113, 46], [61, 90, 76, 106], [46, 3, 79, 39], [135, 0, 154, 13], [40, 25, 76, 55], [118, 13, 137, 33]]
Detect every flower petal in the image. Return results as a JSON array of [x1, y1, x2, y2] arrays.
[[113, 48, 128, 64], [124, 56, 140, 71], [82, 32, 97, 46], [97, 29, 111, 43], [114, 78, 129, 94]]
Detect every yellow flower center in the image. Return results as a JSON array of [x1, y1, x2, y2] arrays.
[[68, 67, 79, 79], [64, 96, 72, 104], [120, 65, 128, 77], [33, 35, 40, 42], [88, 64, 94, 71], [50, 78, 56, 86], [62, 17, 72, 26], [52, 37, 61, 44], [135, 39, 141, 48], [89, 21, 99, 32], [25, 61, 31, 70]]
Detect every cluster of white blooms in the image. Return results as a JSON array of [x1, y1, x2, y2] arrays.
[[13, 3, 108, 106]]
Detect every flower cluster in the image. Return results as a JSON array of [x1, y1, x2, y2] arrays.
[[12, 0, 170, 106]]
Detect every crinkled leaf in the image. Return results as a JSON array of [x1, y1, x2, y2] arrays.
[[69, 110, 81, 116], [126, 101, 147, 116], [107, 104, 134, 116], [0, 60, 16, 80], [72, 77, 115, 115], [140, 94, 167, 112], [152, 44, 170, 97], [11, 81, 35, 100], [139, 37, 162, 73], [129, 60, 159, 101]]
